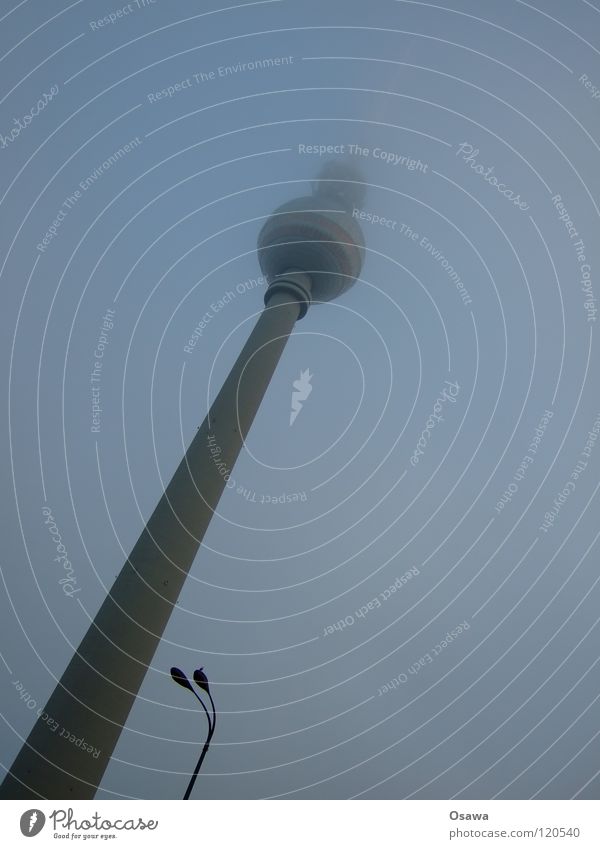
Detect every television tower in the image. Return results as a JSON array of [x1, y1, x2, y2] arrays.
[[0, 164, 365, 799]]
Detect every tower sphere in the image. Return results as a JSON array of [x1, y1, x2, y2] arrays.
[[257, 164, 366, 303]]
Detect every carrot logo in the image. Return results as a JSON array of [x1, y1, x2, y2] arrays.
[[290, 369, 313, 426], [20, 810, 46, 837]]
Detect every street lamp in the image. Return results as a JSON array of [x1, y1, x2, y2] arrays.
[[170, 667, 215, 800]]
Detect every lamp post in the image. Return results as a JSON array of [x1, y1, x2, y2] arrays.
[[0, 165, 365, 799], [170, 667, 215, 800]]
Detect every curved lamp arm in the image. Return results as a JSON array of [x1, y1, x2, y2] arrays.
[[170, 667, 216, 800]]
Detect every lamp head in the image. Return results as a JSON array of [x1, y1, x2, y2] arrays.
[[257, 162, 366, 303]]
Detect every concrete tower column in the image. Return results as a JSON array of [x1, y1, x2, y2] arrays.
[[0, 275, 311, 799]]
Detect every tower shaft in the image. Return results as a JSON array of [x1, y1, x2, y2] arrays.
[[1, 282, 309, 799]]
